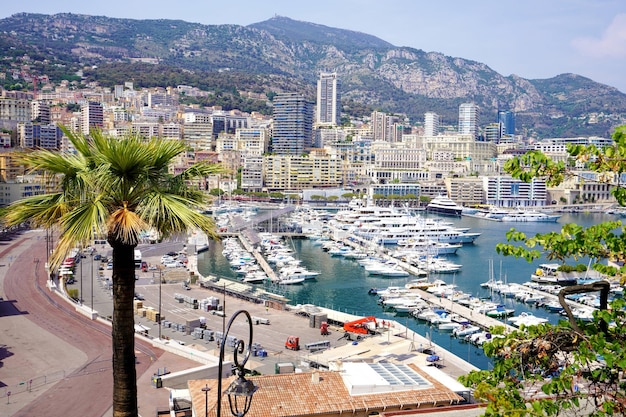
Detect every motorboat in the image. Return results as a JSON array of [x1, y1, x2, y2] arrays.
[[531, 264, 577, 285], [508, 312, 549, 327], [452, 324, 481, 337]]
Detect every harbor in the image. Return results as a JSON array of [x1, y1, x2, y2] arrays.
[[198, 206, 620, 370]]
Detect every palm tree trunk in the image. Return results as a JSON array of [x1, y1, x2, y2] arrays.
[[111, 241, 138, 417]]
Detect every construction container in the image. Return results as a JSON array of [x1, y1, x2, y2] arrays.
[[275, 362, 295, 374], [310, 313, 327, 329]]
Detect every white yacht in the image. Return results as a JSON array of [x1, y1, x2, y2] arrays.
[[425, 195, 463, 217], [500, 210, 561, 223]]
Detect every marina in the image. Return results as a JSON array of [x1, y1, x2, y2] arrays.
[[198, 206, 619, 370]]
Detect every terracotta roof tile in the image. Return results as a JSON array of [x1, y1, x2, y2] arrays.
[[188, 364, 464, 417]]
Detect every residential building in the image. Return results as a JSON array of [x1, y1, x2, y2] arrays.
[[81, 101, 103, 135], [485, 175, 548, 207], [263, 152, 341, 190], [405, 133, 497, 163], [316, 72, 341, 126], [0, 91, 32, 129], [424, 112, 439, 136], [458, 103, 478, 138], [371, 111, 403, 143], [18, 123, 63, 149], [235, 127, 269, 156], [31, 101, 50, 124], [271, 93, 313, 155], [483, 123, 501, 142], [241, 155, 264, 192], [370, 141, 428, 183], [445, 177, 485, 207]]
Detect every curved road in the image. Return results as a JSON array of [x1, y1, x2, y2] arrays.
[[1, 231, 162, 416]]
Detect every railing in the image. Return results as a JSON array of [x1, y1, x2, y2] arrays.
[[0, 370, 66, 398]]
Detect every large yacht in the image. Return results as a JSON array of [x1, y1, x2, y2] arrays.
[[425, 195, 463, 217]]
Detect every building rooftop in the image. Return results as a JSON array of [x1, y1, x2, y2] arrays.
[[189, 362, 464, 417]]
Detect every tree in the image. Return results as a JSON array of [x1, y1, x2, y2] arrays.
[[459, 126, 626, 416], [3, 127, 223, 417]]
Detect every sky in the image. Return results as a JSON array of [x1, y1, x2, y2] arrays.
[[3, 0, 626, 93]]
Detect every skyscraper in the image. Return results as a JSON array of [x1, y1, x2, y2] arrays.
[[424, 112, 439, 136], [272, 93, 313, 155], [458, 103, 478, 138], [497, 110, 515, 136], [316, 72, 341, 126]]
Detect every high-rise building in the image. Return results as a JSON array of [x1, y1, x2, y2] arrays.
[[371, 111, 402, 142], [271, 93, 313, 155], [458, 103, 478, 138], [497, 110, 515, 136], [81, 101, 103, 135], [424, 112, 439, 136], [316, 72, 341, 126]]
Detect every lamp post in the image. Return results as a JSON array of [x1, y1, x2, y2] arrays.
[[202, 384, 210, 417], [217, 309, 258, 417], [158, 265, 163, 340], [80, 250, 83, 305], [90, 252, 94, 311]]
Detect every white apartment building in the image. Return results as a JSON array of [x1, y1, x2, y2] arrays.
[[131, 122, 160, 139], [458, 103, 478, 138], [263, 153, 342, 190], [424, 112, 439, 136], [404, 133, 497, 162], [484, 175, 548, 207], [235, 128, 269, 156], [369, 141, 429, 183], [240, 156, 264, 192], [316, 72, 341, 126], [161, 122, 181, 140], [80, 101, 103, 135], [183, 121, 213, 151]]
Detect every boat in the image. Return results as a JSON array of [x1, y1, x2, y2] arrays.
[[508, 312, 549, 327], [279, 265, 320, 280], [531, 264, 577, 285], [277, 277, 305, 285], [500, 210, 561, 223], [452, 324, 481, 337], [425, 195, 463, 217], [485, 304, 515, 318]]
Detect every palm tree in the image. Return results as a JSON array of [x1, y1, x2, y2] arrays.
[[3, 127, 223, 417]]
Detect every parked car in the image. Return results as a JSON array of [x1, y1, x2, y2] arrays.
[[93, 254, 101, 261]]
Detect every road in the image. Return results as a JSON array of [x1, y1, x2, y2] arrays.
[[0, 231, 199, 417]]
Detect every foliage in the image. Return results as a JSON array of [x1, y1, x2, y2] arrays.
[[460, 126, 626, 416]]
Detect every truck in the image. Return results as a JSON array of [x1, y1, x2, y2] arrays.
[[285, 335, 300, 351], [343, 316, 377, 335]]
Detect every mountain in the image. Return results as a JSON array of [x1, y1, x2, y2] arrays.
[[1, 13, 625, 138]]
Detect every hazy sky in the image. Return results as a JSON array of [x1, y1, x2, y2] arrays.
[[4, 0, 626, 92]]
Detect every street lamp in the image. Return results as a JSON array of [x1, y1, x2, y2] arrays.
[[217, 309, 258, 417], [158, 265, 163, 340], [91, 252, 94, 311], [202, 384, 210, 417]]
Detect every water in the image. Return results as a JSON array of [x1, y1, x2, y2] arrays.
[[197, 212, 618, 370]]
